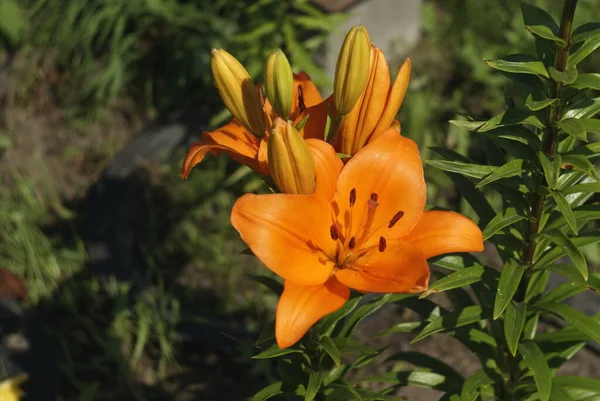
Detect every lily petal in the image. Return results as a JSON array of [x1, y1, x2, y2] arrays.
[[374, 58, 411, 134], [335, 239, 429, 293], [231, 194, 336, 286], [333, 130, 426, 240], [404, 211, 484, 259], [181, 120, 261, 178], [276, 277, 349, 348], [307, 139, 343, 201], [292, 72, 323, 117], [295, 96, 333, 140]]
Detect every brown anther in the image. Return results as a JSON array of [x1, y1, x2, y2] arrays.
[[349, 188, 356, 207], [256, 84, 265, 107], [348, 237, 356, 249], [298, 85, 306, 113], [378, 236, 387, 252], [330, 224, 339, 241], [388, 211, 404, 228], [370, 193, 378, 202]]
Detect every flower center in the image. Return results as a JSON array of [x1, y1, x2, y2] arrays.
[[329, 187, 404, 269]]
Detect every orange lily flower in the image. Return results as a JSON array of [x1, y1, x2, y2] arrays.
[[231, 130, 484, 348], [181, 73, 323, 178]]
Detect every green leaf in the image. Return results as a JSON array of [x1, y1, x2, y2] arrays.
[[447, 173, 497, 226], [525, 270, 551, 303], [449, 120, 486, 131], [431, 254, 485, 272], [557, 119, 588, 142], [519, 341, 552, 401], [327, 381, 363, 400], [550, 191, 579, 235], [483, 208, 526, 240], [485, 54, 549, 77], [553, 376, 600, 393], [0, 0, 25, 46], [563, 182, 600, 195], [548, 67, 578, 84], [479, 109, 545, 132], [572, 22, 600, 43], [573, 73, 600, 90], [253, 382, 284, 401], [339, 294, 396, 337], [521, 3, 560, 37], [477, 159, 524, 188], [535, 280, 587, 306], [317, 295, 361, 335], [550, 380, 576, 401], [412, 305, 484, 343], [421, 265, 485, 297], [305, 371, 325, 401], [386, 352, 464, 383], [249, 275, 283, 295], [255, 320, 275, 345], [362, 371, 460, 393], [526, 95, 559, 111], [377, 321, 422, 337], [580, 118, 600, 133], [460, 369, 494, 401], [539, 303, 600, 343], [504, 301, 527, 356], [332, 338, 376, 356], [253, 344, 301, 359], [426, 160, 495, 179], [539, 152, 560, 189], [494, 260, 525, 320], [562, 98, 600, 120], [533, 234, 600, 269], [561, 154, 600, 180], [539, 229, 588, 280], [568, 32, 600, 67], [540, 263, 587, 282], [320, 335, 340, 366]]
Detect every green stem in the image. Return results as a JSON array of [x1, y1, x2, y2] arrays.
[[507, 1, 578, 399]]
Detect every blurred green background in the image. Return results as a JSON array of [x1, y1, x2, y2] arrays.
[[0, 0, 599, 400]]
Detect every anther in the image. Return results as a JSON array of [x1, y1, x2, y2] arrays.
[[349, 188, 356, 207], [388, 211, 404, 228], [370, 193, 378, 202], [330, 224, 339, 241], [378, 236, 387, 252], [298, 86, 306, 113], [257, 84, 265, 107], [348, 237, 356, 249]]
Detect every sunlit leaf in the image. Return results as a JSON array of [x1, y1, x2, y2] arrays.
[[568, 32, 600, 67], [573, 73, 600, 90], [526, 95, 559, 111], [320, 336, 340, 366], [519, 341, 552, 401], [538, 303, 600, 343], [460, 369, 494, 401], [494, 260, 525, 319], [550, 191, 579, 235], [479, 109, 545, 132], [562, 98, 600, 120], [386, 352, 464, 383], [412, 306, 484, 343], [426, 160, 495, 179], [504, 301, 527, 356], [421, 265, 485, 297], [539, 229, 588, 280], [548, 67, 578, 84], [477, 159, 525, 188], [485, 54, 549, 77], [557, 119, 587, 142]]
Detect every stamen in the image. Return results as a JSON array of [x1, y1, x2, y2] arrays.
[[348, 237, 356, 249], [257, 84, 265, 107], [298, 86, 306, 113], [330, 224, 339, 241], [370, 193, 378, 202], [388, 211, 405, 228], [379, 237, 387, 252], [349, 188, 356, 207]]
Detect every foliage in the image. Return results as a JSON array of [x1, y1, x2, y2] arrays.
[[248, 1, 600, 400]]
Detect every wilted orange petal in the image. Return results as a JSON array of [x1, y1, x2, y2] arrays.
[[275, 277, 349, 348], [404, 211, 484, 259], [231, 194, 336, 286], [181, 120, 261, 178], [335, 239, 429, 293], [374, 58, 411, 134], [292, 72, 323, 117], [333, 130, 426, 240], [307, 139, 343, 201]]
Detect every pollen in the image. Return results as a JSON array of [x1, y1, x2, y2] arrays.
[[370, 192, 378, 202], [378, 236, 387, 252], [348, 236, 356, 249], [330, 224, 339, 240], [349, 188, 357, 207]]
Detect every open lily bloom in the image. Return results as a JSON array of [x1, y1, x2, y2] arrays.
[[181, 73, 323, 178], [231, 130, 484, 348]]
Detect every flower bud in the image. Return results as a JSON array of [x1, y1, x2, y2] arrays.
[[265, 50, 294, 118], [0, 374, 28, 401], [333, 25, 371, 115], [268, 119, 316, 194], [211, 48, 266, 137]]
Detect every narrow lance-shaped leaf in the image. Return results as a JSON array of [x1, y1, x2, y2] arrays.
[[420, 265, 485, 298], [412, 305, 484, 343], [568, 32, 600, 67], [485, 54, 549, 77], [557, 119, 587, 142], [526, 94, 559, 111], [562, 97, 600, 120], [550, 191, 579, 235], [539, 152, 559, 189], [539, 303, 600, 343], [521, 3, 562, 44], [519, 341, 552, 401], [460, 369, 494, 401], [483, 208, 526, 240], [320, 336, 340, 366], [476, 159, 524, 188], [479, 109, 545, 132], [305, 371, 325, 401], [539, 229, 588, 280], [573, 73, 600, 90], [426, 160, 495, 179], [494, 260, 525, 320], [504, 301, 527, 356]]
